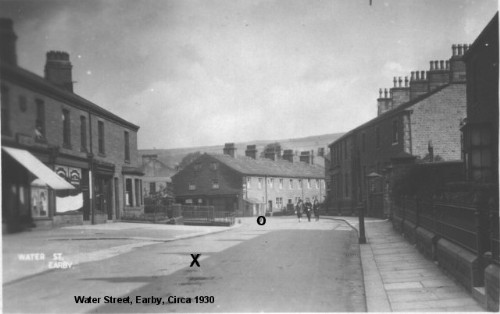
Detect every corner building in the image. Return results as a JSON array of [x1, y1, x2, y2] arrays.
[[1, 19, 144, 232]]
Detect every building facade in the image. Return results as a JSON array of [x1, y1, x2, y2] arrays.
[[172, 143, 326, 216], [140, 154, 175, 201], [1, 19, 144, 232], [328, 43, 468, 217]]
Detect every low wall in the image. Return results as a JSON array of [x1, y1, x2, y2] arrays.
[[485, 264, 500, 311], [416, 226, 437, 260]]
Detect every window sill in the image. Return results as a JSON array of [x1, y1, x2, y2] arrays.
[[124, 159, 130, 164], [392, 142, 398, 146], [62, 143, 72, 150], [98, 152, 106, 157]]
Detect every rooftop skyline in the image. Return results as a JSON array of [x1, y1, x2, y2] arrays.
[[1, 0, 497, 149]]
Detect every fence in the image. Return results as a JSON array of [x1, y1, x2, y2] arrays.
[[182, 205, 235, 226], [394, 195, 499, 264]]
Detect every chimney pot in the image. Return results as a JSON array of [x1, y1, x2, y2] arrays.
[[446, 60, 450, 69], [416, 71, 420, 80], [393, 77, 397, 87], [398, 77, 402, 87], [384, 88, 388, 98], [457, 44, 463, 56], [439, 60, 444, 70], [404, 76, 409, 87], [421, 71, 425, 80], [452, 44, 457, 56], [411, 71, 415, 81], [463, 43, 468, 53], [379, 88, 383, 98], [430, 61, 434, 71], [223, 143, 236, 157]]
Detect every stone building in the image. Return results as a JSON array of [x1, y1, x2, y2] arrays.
[[172, 143, 326, 216], [328, 43, 468, 217], [140, 154, 175, 201], [1, 19, 144, 232]]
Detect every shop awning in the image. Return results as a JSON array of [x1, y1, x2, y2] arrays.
[[2, 147, 75, 190]]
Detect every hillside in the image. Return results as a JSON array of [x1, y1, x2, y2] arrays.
[[138, 132, 344, 169]]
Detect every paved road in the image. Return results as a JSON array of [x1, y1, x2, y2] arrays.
[[3, 217, 365, 313]]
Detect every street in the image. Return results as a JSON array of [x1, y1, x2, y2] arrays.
[[3, 217, 365, 313]]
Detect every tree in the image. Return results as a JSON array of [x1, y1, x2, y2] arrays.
[[178, 151, 201, 170]]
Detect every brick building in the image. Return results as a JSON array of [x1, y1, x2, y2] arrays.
[[1, 19, 144, 232], [328, 43, 468, 217], [172, 143, 326, 216]]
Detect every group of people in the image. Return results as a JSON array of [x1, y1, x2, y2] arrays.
[[295, 197, 320, 222]]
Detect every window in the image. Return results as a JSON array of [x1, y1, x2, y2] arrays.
[[1, 86, 10, 135], [392, 120, 399, 144], [279, 179, 283, 189], [345, 173, 349, 197], [362, 133, 366, 152], [289, 179, 293, 189], [124, 131, 130, 162], [465, 125, 494, 182], [258, 178, 263, 189], [189, 184, 196, 191], [98, 121, 105, 154], [80, 116, 87, 152], [150, 182, 156, 194], [212, 180, 219, 189], [376, 127, 380, 148], [194, 163, 201, 173], [247, 177, 251, 189], [135, 179, 140, 206], [316, 179, 319, 189], [125, 178, 133, 206], [299, 179, 302, 188], [185, 199, 193, 204], [269, 178, 274, 189], [307, 179, 311, 189], [210, 162, 218, 170], [35, 99, 45, 140], [276, 197, 283, 209], [62, 109, 71, 148]]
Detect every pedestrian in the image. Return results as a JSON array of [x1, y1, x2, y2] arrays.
[[295, 199, 303, 222], [304, 198, 312, 222], [313, 197, 320, 221]]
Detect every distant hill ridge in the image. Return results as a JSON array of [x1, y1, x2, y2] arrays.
[[139, 132, 344, 169]]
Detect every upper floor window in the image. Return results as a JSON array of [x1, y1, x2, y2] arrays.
[[212, 180, 219, 189], [35, 99, 45, 141], [258, 178, 263, 189], [289, 179, 293, 189], [307, 179, 311, 189], [1, 85, 10, 135], [376, 127, 380, 148], [98, 121, 105, 154], [124, 131, 130, 162], [62, 109, 71, 148], [392, 120, 399, 144], [80, 116, 87, 152], [189, 183, 196, 191], [246, 177, 251, 189], [268, 178, 274, 189], [279, 179, 283, 189], [361, 133, 366, 152], [210, 162, 218, 170]]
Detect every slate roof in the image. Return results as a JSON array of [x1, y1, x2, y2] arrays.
[[208, 153, 325, 179]]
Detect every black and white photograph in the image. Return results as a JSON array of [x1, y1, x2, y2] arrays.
[[0, 0, 498, 312]]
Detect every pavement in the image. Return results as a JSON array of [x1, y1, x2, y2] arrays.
[[2, 216, 487, 312]]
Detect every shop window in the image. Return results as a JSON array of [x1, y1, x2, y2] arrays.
[[80, 116, 87, 152], [62, 109, 71, 148], [31, 184, 49, 218], [125, 178, 133, 206], [98, 121, 105, 154], [124, 131, 130, 162]]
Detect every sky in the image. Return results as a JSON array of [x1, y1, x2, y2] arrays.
[[1, 0, 497, 149]]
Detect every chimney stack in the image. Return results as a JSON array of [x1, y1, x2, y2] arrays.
[[409, 69, 429, 100], [44, 51, 74, 92], [449, 43, 468, 83], [389, 76, 410, 110], [282, 149, 294, 162], [223, 143, 236, 157], [245, 145, 257, 159], [0, 18, 17, 65], [377, 87, 392, 116]]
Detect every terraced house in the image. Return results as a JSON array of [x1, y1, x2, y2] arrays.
[[328, 42, 468, 217], [172, 143, 326, 216], [1, 19, 144, 232]]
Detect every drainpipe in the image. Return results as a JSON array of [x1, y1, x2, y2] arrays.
[[88, 109, 95, 225]]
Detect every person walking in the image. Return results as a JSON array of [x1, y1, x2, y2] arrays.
[[304, 198, 312, 222], [313, 197, 320, 221], [295, 199, 303, 222]]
